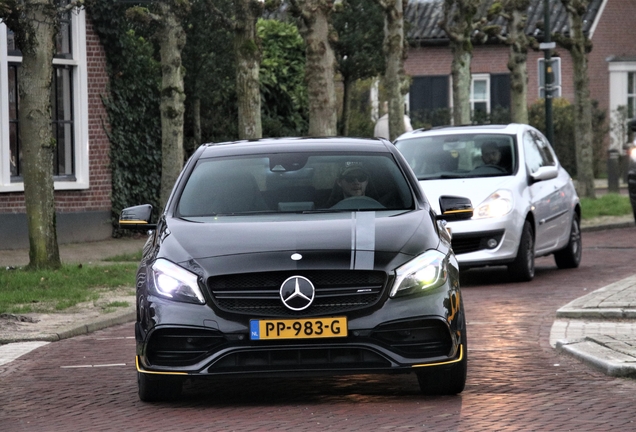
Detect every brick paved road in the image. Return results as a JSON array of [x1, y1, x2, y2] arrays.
[[1, 227, 635, 431]]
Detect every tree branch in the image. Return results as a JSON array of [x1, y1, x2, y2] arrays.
[[208, 0, 235, 30]]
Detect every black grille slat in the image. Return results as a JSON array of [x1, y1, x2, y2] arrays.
[[451, 237, 482, 254], [213, 290, 279, 300], [211, 347, 391, 372], [370, 319, 453, 358], [208, 270, 387, 317], [147, 329, 226, 366]]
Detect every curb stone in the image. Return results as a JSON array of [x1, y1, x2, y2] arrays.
[[556, 338, 636, 378], [0, 307, 135, 345]]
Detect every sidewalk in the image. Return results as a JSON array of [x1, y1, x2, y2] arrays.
[[1, 217, 636, 377], [550, 275, 636, 377]]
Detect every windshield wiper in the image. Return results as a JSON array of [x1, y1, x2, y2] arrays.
[[301, 209, 342, 214]]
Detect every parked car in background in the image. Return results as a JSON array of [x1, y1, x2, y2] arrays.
[[120, 137, 474, 401], [395, 124, 582, 282], [627, 120, 636, 223]]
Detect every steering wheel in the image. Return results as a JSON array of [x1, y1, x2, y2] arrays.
[[330, 196, 386, 210], [473, 164, 507, 173]]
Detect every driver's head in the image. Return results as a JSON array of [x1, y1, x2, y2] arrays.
[[481, 142, 501, 165], [337, 162, 369, 198]]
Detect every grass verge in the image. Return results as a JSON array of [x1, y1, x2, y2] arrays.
[[580, 193, 632, 219], [0, 263, 137, 314]]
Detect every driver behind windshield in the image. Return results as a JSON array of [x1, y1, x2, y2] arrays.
[[326, 162, 370, 207], [481, 141, 502, 166]]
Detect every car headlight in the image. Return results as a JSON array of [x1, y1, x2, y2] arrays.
[[151, 259, 205, 304], [474, 189, 513, 219], [390, 250, 447, 298], [630, 147, 636, 162]]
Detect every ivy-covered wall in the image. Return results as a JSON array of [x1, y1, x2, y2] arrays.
[[87, 0, 163, 227]]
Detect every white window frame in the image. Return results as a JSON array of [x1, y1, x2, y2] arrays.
[[0, 9, 89, 193], [470, 74, 490, 115], [608, 60, 636, 150], [538, 57, 562, 98], [628, 71, 636, 119]]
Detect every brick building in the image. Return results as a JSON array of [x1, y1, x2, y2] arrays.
[[0, 10, 112, 249], [404, 0, 636, 150]]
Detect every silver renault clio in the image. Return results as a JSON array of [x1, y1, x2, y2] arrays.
[[395, 124, 582, 282]]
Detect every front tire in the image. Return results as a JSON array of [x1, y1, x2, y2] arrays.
[[416, 334, 467, 395], [554, 215, 582, 269], [508, 220, 535, 282], [416, 303, 467, 396], [138, 372, 183, 402]]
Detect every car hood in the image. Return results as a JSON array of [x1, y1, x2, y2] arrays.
[[156, 210, 439, 274], [420, 177, 512, 213]]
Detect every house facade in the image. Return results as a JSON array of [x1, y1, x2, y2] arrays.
[[0, 10, 112, 249], [404, 0, 636, 151]]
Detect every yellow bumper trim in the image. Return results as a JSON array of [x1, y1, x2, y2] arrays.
[[411, 344, 464, 368], [136, 356, 188, 375]]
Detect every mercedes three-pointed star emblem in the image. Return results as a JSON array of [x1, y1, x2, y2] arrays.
[[280, 276, 315, 311]]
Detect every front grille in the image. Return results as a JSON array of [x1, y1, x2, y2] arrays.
[[208, 270, 387, 317], [147, 328, 226, 366], [371, 319, 452, 358], [210, 347, 390, 372], [451, 229, 505, 254]]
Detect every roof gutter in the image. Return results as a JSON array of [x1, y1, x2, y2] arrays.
[[588, 0, 608, 40]]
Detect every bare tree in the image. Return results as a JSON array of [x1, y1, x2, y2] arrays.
[[211, 0, 263, 140], [556, 0, 595, 198], [440, 0, 482, 126], [487, 0, 532, 124], [127, 0, 188, 208], [289, 0, 338, 136], [0, 0, 84, 269], [376, 0, 407, 141]]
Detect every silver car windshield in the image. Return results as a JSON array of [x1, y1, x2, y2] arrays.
[[176, 152, 414, 217], [396, 134, 517, 180]]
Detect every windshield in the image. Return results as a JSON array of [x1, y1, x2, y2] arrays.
[[395, 134, 517, 180], [176, 152, 414, 217]]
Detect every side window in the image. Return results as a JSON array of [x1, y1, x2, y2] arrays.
[[537, 135, 556, 167], [523, 130, 555, 174]]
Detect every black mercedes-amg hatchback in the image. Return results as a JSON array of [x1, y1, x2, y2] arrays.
[[119, 137, 473, 401]]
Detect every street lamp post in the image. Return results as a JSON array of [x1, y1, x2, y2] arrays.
[[540, 0, 555, 145]]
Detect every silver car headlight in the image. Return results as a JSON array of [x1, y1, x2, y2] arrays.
[[474, 189, 513, 219], [151, 258, 205, 304], [390, 250, 447, 298]]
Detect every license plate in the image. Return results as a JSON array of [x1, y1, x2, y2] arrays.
[[250, 317, 347, 340]]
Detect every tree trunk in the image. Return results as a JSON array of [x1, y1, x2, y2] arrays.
[[157, 2, 186, 208], [442, 0, 478, 126], [382, 0, 407, 141], [341, 77, 352, 136], [507, 7, 529, 124], [234, 0, 262, 140], [296, 0, 338, 137], [451, 48, 472, 125], [192, 97, 201, 146], [15, 0, 61, 270], [564, 0, 595, 198]]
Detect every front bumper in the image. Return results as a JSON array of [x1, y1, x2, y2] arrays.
[[135, 286, 465, 377], [447, 215, 521, 268], [136, 340, 466, 378]]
